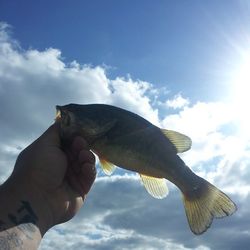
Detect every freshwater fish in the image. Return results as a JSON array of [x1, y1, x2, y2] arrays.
[[55, 103, 237, 235]]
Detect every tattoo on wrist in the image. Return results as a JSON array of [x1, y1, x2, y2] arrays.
[[8, 200, 38, 239], [8, 200, 38, 225], [0, 200, 39, 249]]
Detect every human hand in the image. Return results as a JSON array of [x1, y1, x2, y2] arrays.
[[4, 123, 96, 235]]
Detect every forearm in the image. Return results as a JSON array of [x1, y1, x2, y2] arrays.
[[0, 179, 49, 250]]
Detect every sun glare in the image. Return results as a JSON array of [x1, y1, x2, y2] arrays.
[[230, 50, 250, 137]]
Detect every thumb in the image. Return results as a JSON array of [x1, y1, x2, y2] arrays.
[[37, 123, 61, 147]]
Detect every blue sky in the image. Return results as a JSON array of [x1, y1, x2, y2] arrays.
[[2, 0, 249, 101], [1, 1, 250, 250]]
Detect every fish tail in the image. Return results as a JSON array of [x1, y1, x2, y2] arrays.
[[182, 176, 237, 235]]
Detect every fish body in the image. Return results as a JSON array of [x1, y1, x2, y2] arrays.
[[56, 103, 237, 235]]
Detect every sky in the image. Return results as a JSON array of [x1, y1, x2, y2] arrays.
[[0, 1, 250, 249]]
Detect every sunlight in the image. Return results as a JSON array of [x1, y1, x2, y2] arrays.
[[229, 50, 250, 137]]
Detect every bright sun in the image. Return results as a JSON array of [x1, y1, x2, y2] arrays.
[[230, 51, 250, 136]]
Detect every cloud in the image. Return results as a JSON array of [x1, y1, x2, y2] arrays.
[[1, 22, 250, 250], [109, 77, 159, 125], [162, 93, 190, 109], [40, 175, 192, 250], [0, 22, 158, 182], [161, 101, 233, 140], [40, 175, 248, 250], [161, 99, 250, 198]]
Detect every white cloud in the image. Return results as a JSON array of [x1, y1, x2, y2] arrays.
[[162, 101, 233, 140], [110, 77, 159, 125], [0, 22, 159, 182], [161, 99, 250, 203], [161, 102, 236, 171], [164, 93, 190, 109], [1, 22, 249, 250]]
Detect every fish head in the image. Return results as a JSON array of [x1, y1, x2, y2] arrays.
[[55, 105, 80, 141], [55, 104, 117, 144]]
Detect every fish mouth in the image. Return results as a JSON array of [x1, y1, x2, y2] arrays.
[[55, 105, 62, 121]]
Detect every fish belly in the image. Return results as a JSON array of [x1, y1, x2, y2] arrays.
[[92, 139, 179, 180]]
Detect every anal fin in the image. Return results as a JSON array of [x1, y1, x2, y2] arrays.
[[140, 174, 168, 199]]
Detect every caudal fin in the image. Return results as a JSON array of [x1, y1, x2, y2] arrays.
[[182, 178, 237, 235]]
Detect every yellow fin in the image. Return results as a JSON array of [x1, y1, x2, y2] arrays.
[[161, 129, 192, 153], [140, 174, 168, 199], [99, 158, 116, 175], [183, 178, 237, 235]]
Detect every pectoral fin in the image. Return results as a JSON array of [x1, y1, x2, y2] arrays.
[[99, 158, 116, 175], [161, 129, 192, 153], [83, 119, 117, 137], [140, 174, 168, 199]]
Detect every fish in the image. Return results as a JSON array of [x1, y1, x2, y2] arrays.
[[55, 103, 237, 235]]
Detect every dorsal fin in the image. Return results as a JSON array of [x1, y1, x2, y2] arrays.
[[140, 174, 168, 199], [99, 158, 116, 175], [161, 129, 192, 153]]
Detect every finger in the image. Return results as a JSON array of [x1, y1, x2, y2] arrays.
[[71, 136, 89, 153], [67, 160, 96, 197], [68, 149, 95, 174], [78, 162, 96, 194], [71, 159, 81, 174], [78, 150, 96, 164], [69, 163, 96, 197], [70, 150, 95, 180]]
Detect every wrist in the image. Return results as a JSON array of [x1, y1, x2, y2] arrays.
[[0, 176, 53, 236]]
